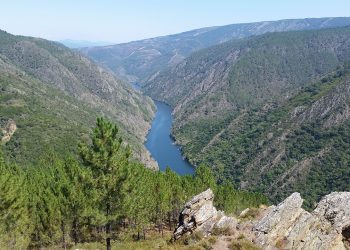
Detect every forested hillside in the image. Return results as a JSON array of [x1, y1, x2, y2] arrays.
[[0, 30, 156, 167], [0, 118, 267, 249], [200, 65, 350, 208], [144, 27, 350, 206], [79, 17, 350, 82]]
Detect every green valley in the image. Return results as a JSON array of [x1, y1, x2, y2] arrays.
[[0, 30, 156, 167], [1, 2, 350, 249], [144, 27, 350, 206]]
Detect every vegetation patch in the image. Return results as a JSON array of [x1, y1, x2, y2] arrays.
[[229, 239, 261, 250]]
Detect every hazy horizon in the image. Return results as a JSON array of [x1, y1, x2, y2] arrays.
[[1, 0, 350, 44]]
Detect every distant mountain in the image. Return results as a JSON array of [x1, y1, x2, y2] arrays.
[[144, 26, 350, 205], [79, 17, 350, 82], [58, 39, 112, 48], [0, 29, 156, 168]]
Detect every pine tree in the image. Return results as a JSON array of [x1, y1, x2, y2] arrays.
[[79, 117, 131, 250], [26, 164, 62, 247], [62, 157, 94, 245], [0, 153, 32, 249], [164, 167, 183, 230], [123, 162, 154, 239], [153, 171, 170, 236], [194, 164, 217, 193]]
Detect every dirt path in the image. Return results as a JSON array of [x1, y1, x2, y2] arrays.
[[212, 236, 233, 250]]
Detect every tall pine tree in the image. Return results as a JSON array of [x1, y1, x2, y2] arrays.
[[79, 117, 131, 250]]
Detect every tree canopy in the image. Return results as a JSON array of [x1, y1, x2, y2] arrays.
[[0, 118, 267, 249]]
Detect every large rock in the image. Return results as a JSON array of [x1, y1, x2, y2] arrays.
[[173, 188, 238, 240], [313, 192, 350, 233], [254, 192, 304, 239], [253, 192, 350, 250], [173, 189, 350, 249], [1, 119, 16, 143], [173, 189, 218, 240], [214, 214, 238, 232]]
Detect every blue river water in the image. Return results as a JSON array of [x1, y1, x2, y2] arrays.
[[145, 101, 195, 175]]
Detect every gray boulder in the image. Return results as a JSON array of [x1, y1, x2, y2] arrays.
[[173, 189, 218, 240], [173, 188, 239, 240], [313, 192, 350, 233], [254, 192, 304, 237], [253, 192, 350, 250], [173, 189, 350, 249], [214, 214, 238, 233]]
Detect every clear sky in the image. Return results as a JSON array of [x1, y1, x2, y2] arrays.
[[1, 0, 349, 43]]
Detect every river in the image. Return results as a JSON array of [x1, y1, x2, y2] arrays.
[[145, 101, 195, 175]]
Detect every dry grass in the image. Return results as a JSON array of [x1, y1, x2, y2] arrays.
[[69, 231, 217, 250], [211, 226, 235, 236], [229, 239, 261, 250]]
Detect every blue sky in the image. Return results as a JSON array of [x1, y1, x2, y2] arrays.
[[1, 0, 349, 43]]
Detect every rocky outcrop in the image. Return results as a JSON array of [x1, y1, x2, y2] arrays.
[[1, 119, 17, 143], [173, 189, 218, 240], [214, 214, 238, 232], [298, 78, 350, 128], [137, 148, 159, 170], [173, 189, 238, 240], [313, 192, 350, 233], [254, 193, 304, 238], [254, 192, 350, 250], [174, 190, 350, 249]]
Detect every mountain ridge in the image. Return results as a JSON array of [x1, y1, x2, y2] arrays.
[[79, 17, 350, 82], [0, 29, 157, 168], [58, 39, 112, 48]]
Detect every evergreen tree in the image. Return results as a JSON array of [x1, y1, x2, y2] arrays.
[[26, 164, 62, 247], [0, 154, 32, 249], [62, 157, 94, 245], [164, 167, 183, 230], [0, 118, 269, 248], [194, 164, 217, 193], [153, 171, 170, 236], [123, 161, 154, 239], [79, 117, 131, 250]]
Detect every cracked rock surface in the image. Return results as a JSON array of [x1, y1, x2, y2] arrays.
[[174, 189, 350, 250], [254, 192, 350, 250]]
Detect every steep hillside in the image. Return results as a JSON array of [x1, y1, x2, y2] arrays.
[[145, 27, 350, 204], [0, 30, 156, 167], [199, 65, 350, 207], [79, 17, 350, 81]]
